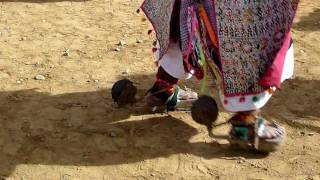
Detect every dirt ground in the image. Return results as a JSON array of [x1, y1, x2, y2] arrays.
[[0, 0, 319, 179]]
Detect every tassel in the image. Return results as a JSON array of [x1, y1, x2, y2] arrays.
[[154, 61, 159, 67], [152, 48, 158, 53], [152, 41, 157, 46]]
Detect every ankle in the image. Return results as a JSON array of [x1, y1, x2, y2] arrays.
[[231, 110, 261, 125], [150, 66, 179, 101], [149, 79, 176, 101]]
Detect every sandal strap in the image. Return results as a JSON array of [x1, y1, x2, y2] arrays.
[[230, 115, 284, 144], [255, 118, 285, 139]]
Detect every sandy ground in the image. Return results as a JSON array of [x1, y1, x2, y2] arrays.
[[0, 0, 319, 179]]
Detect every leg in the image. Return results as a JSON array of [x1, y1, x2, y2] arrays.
[[146, 66, 179, 108], [148, 38, 198, 110], [221, 42, 294, 152], [146, 65, 198, 111]]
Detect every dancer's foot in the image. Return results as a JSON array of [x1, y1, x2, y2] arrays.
[[229, 112, 285, 152]]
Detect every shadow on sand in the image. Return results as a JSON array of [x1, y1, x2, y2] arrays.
[[0, 74, 319, 177]]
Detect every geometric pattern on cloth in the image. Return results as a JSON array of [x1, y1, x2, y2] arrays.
[[180, 0, 193, 57], [180, 0, 218, 58], [215, 0, 299, 96], [141, 0, 176, 60], [142, 0, 299, 96]]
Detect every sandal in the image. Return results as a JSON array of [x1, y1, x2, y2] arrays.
[[229, 113, 285, 153], [146, 86, 198, 111]]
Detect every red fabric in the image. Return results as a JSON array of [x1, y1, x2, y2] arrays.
[[156, 66, 179, 85], [259, 32, 292, 89]]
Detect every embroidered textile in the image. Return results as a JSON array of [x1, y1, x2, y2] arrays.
[[141, 0, 176, 59], [215, 0, 299, 95], [141, 0, 299, 96]]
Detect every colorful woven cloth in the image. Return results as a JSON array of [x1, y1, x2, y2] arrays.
[[141, 0, 299, 97]]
